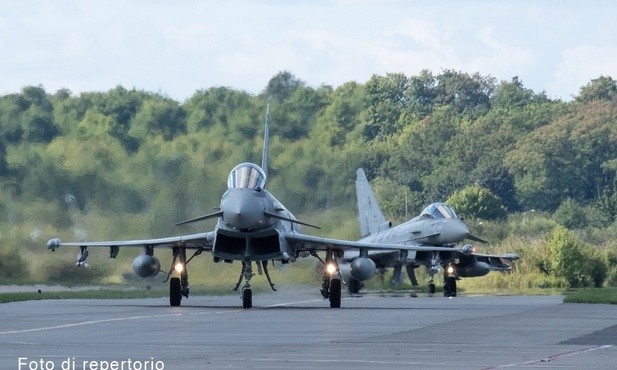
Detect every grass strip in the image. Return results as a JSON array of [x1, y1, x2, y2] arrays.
[[563, 288, 617, 304]]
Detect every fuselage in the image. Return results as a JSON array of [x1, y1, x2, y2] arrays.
[[359, 203, 470, 247], [211, 162, 299, 262]]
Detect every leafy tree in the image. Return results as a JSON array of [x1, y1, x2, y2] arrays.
[[553, 198, 587, 230], [492, 76, 536, 110], [261, 71, 305, 103], [363, 72, 411, 139], [129, 96, 186, 141], [406, 69, 437, 119], [546, 226, 587, 287], [314, 82, 367, 147], [575, 76, 617, 103], [446, 185, 507, 221], [595, 191, 617, 227], [432, 69, 495, 117], [370, 176, 416, 223], [505, 100, 617, 211], [546, 226, 607, 288]]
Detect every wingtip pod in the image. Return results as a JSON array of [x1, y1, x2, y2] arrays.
[[47, 238, 62, 251]]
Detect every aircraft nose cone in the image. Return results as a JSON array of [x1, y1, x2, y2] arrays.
[[442, 219, 470, 243], [223, 190, 265, 230]]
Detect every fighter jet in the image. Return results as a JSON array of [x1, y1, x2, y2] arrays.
[[339, 168, 519, 296], [46, 106, 513, 308]]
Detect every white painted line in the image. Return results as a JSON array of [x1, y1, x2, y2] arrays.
[[0, 313, 182, 335], [486, 345, 613, 369]]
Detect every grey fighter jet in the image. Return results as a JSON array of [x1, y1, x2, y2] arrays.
[[47, 106, 515, 308], [340, 168, 519, 296]]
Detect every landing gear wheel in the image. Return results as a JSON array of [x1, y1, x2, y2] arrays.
[[428, 283, 436, 295], [170, 277, 182, 307], [444, 277, 457, 297], [242, 288, 252, 309], [348, 278, 361, 295], [329, 278, 341, 308]]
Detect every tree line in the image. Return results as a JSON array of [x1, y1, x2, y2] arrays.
[[1, 70, 617, 287]]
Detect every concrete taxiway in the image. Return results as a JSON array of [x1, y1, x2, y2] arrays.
[[0, 288, 615, 369]]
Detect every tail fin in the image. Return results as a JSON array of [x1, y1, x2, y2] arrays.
[[356, 168, 391, 237], [261, 104, 270, 184]]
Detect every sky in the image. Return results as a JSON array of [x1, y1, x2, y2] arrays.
[[1, 0, 616, 102]]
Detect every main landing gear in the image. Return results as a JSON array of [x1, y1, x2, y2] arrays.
[[315, 249, 342, 308], [427, 273, 457, 297], [233, 260, 277, 309], [443, 274, 457, 297], [427, 252, 440, 296], [167, 247, 203, 307], [426, 252, 458, 297]]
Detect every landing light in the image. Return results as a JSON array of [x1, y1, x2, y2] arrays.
[[175, 263, 184, 273], [326, 263, 337, 275], [447, 265, 455, 274]]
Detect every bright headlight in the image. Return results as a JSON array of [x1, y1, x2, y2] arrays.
[[326, 263, 337, 275], [175, 263, 184, 273]]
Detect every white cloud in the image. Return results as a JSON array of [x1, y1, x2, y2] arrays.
[[552, 46, 617, 99], [464, 27, 535, 79], [1, 1, 616, 101]]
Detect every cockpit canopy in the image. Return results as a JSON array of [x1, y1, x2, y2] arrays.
[[227, 163, 267, 189], [421, 203, 458, 219]]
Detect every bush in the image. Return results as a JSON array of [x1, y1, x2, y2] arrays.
[[546, 226, 608, 288], [0, 249, 29, 281], [553, 198, 588, 230]]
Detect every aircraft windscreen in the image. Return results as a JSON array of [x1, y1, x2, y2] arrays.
[[421, 203, 458, 219], [227, 163, 267, 189]]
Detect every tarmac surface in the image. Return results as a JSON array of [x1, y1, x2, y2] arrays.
[[0, 288, 616, 369]]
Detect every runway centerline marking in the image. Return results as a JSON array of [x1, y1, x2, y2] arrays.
[[485, 344, 613, 369], [0, 297, 329, 332], [0, 313, 182, 335]]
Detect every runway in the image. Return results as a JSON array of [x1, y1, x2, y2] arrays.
[[0, 288, 616, 369]]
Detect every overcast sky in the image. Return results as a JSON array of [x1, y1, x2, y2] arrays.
[[1, 0, 615, 102]]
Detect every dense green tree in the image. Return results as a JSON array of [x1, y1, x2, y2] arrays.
[[446, 185, 507, 221], [595, 191, 617, 227], [553, 198, 588, 230], [547, 226, 587, 288], [433, 69, 495, 117], [492, 77, 537, 110], [406, 69, 437, 119], [128, 96, 186, 141], [3, 70, 617, 288], [505, 100, 617, 211], [575, 75, 617, 103], [261, 70, 305, 103], [362, 73, 411, 140]]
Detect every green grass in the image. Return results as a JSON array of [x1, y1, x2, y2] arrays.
[[0, 284, 243, 304], [563, 288, 617, 304], [0, 289, 168, 304], [4, 282, 617, 305]]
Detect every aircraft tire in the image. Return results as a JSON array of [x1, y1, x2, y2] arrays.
[[242, 288, 252, 309], [428, 283, 436, 295], [330, 278, 341, 308], [170, 277, 182, 307], [348, 278, 361, 294], [444, 277, 457, 297]]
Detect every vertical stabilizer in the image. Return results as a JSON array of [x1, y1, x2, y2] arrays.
[[261, 104, 270, 184], [356, 168, 390, 237]]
